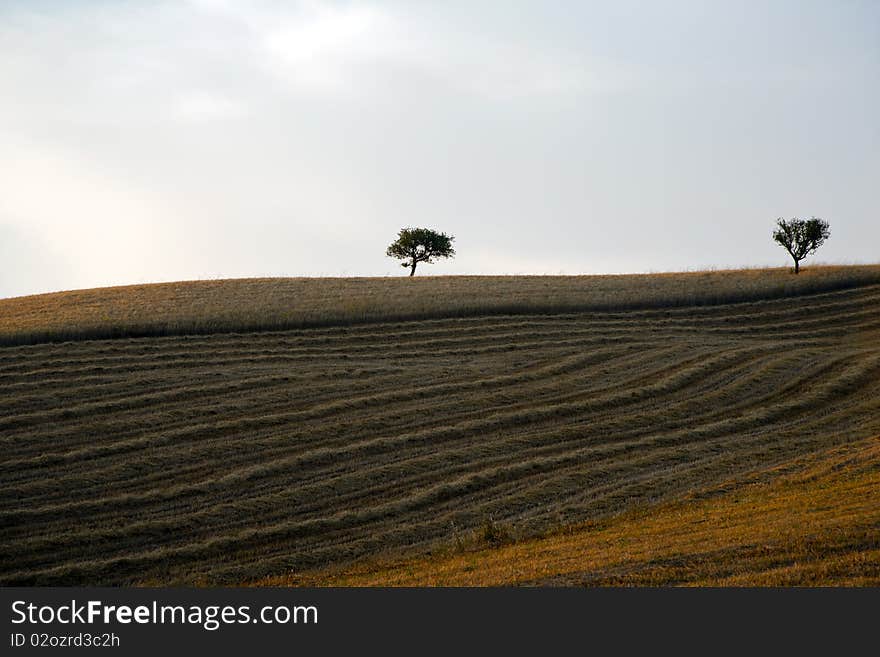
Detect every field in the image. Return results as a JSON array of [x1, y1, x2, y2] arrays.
[[3, 265, 880, 346], [1, 266, 879, 585], [268, 437, 880, 586]]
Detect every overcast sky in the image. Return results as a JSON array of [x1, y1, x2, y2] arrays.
[[1, 0, 878, 298]]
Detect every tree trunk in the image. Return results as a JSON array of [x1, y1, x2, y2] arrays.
[[410, 261, 417, 276], [794, 258, 800, 274]]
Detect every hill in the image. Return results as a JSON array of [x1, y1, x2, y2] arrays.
[[3, 265, 880, 346], [1, 266, 879, 585]]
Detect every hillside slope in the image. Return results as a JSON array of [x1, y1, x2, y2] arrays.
[[1, 272, 879, 585], [262, 436, 880, 586]]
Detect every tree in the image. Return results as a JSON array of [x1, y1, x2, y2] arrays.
[[772, 217, 830, 274], [386, 227, 455, 276]]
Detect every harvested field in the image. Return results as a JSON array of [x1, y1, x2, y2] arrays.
[[272, 436, 880, 586], [3, 265, 880, 347], [1, 269, 879, 585]]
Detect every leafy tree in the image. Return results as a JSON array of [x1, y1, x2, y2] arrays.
[[772, 217, 830, 274], [386, 227, 455, 276]]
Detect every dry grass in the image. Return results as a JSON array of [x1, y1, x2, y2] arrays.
[[262, 437, 879, 586], [2, 265, 880, 347], [1, 267, 879, 585]]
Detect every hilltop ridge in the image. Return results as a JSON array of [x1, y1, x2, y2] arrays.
[[2, 265, 879, 347]]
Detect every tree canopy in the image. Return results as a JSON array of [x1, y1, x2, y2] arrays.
[[386, 227, 455, 276], [772, 217, 830, 274]]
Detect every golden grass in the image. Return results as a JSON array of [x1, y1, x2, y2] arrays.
[[2, 265, 880, 346], [259, 436, 880, 586], [1, 268, 879, 585]]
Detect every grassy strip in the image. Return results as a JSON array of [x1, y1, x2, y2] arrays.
[[2, 266, 879, 347]]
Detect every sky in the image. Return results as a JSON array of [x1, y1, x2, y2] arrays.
[[1, 0, 878, 298]]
